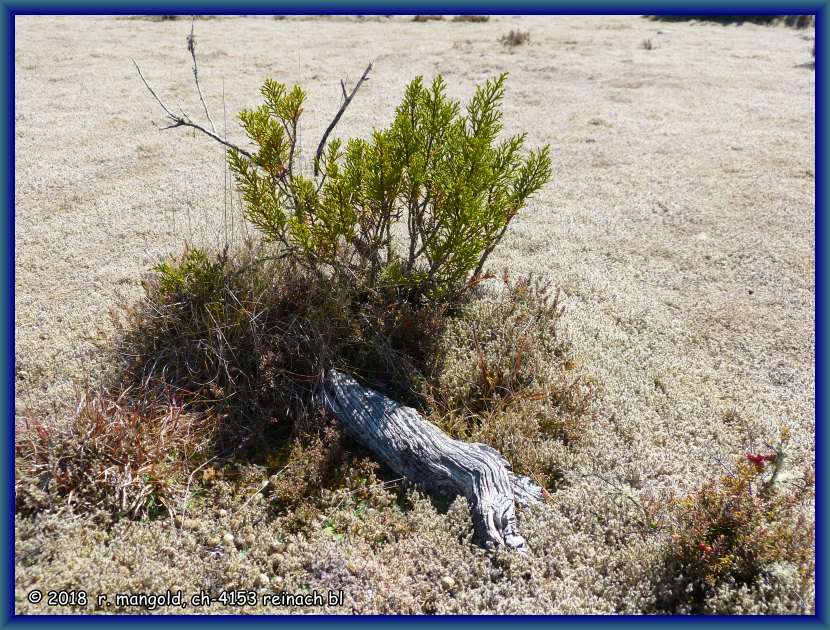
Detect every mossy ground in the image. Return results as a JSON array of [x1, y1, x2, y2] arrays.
[[16, 244, 813, 614]]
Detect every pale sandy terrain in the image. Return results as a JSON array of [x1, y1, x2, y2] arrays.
[[14, 15, 815, 614]]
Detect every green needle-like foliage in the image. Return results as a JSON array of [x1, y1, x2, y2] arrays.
[[228, 72, 551, 303]]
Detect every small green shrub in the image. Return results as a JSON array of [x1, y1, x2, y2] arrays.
[[656, 428, 814, 612], [227, 73, 550, 303], [29, 70, 553, 523], [153, 248, 224, 302]]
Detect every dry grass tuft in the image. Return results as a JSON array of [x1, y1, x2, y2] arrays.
[[16, 387, 214, 519], [112, 241, 448, 450], [413, 15, 445, 22], [500, 30, 530, 48], [452, 15, 490, 23]]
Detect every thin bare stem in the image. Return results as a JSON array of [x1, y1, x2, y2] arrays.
[[222, 76, 229, 246], [187, 16, 216, 133], [132, 58, 253, 160], [314, 62, 373, 176]]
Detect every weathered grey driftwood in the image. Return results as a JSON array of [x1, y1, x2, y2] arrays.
[[323, 370, 543, 551]]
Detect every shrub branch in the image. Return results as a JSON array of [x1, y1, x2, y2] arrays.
[[313, 62, 373, 176], [131, 58, 253, 159], [186, 16, 217, 134]]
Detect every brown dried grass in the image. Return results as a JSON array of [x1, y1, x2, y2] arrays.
[[16, 387, 214, 519], [500, 30, 530, 47]]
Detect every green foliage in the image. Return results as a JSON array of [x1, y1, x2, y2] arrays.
[[228, 73, 551, 302], [153, 248, 223, 302]]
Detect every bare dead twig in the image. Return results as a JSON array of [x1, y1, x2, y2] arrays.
[[314, 62, 373, 176], [132, 58, 253, 159], [136, 53, 372, 183], [187, 16, 216, 133]]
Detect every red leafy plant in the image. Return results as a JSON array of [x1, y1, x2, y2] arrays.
[[662, 427, 814, 610]]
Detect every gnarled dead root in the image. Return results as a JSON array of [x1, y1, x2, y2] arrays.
[[323, 370, 543, 552]]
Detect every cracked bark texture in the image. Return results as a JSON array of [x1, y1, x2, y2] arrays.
[[323, 370, 543, 551]]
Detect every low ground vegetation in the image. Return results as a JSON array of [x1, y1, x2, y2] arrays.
[[16, 241, 814, 613], [15, 15, 814, 615], [648, 428, 814, 612], [16, 242, 591, 523], [452, 16, 490, 23], [646, 15, 815, 28]]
